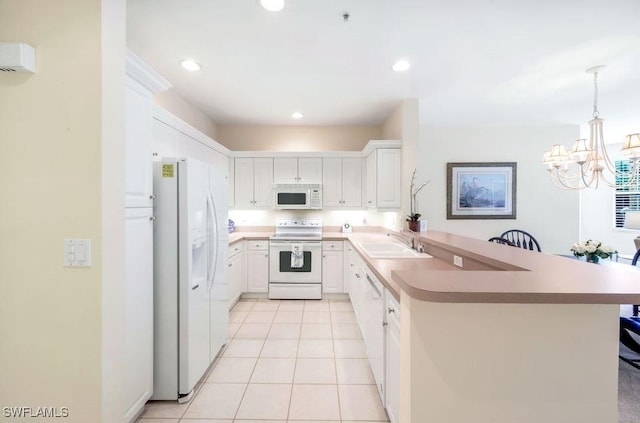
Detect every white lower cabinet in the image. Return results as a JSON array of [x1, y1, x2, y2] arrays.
[[322, 241, 344, 293], [347, 241, 401, 421], [385, 292, 401, 423], [246, 240, 269, 293], [349, 254, 385, 401], [228, 242, 246, 307], [124, 207, 154, 422]]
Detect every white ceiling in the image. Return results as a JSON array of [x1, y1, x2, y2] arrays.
[[127, 0, 640, 133]]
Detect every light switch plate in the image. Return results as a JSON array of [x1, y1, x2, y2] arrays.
[[64, 239, 92, 267]]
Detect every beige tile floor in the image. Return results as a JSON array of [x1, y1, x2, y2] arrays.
[[138, 298, 390, 423]]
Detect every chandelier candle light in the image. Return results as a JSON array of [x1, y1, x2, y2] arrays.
[[542, 66, 640, 190]]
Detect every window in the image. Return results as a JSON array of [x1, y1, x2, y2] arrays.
[[615, 160, 640, 227]]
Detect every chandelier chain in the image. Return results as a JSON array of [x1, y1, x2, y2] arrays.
[[592, 72, 599, 118]]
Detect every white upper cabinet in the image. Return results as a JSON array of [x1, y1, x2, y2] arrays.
[[274, 157, 322, 184], [125, 78, 154, 208], [125, 51, 171, 208], [366, 148, 401, 210], [234, 158, 273, 208], [323, 157, 362, 208]]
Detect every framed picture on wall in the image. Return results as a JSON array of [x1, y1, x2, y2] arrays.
[[446, 162, 517, 219]]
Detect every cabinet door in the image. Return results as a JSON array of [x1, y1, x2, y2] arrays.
[[298, 158, 323, 184], [234, 158, 255, 208], [365, 151, 377, 208], [376, 149, 402, 209], [125, 77, 154, 208], [228, 157, 235, 208], [228, 252, 243, 306], [124, 208, 154, 421], [322, 250, 344, 293], [385, 309, 400, 423], [273, 157, 298, 184], [253, 158, 274, 207], [151, 118, 179, 160], [341, 158, 363, 208], [322, 158, 343, 207], [246, 250, 269, 293]]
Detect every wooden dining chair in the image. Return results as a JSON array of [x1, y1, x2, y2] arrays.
[[487, 237, 516, 247], [500, 229, 542, 252]]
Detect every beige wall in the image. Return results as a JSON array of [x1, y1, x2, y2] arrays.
[[0, 1, 123, 421], [216, 125, 382, 151], [154, 89, 218, 140]]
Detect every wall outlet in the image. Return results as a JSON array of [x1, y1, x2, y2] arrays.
[[453, 255, 463, 267]]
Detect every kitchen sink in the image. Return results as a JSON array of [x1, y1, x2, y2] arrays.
[[357, 242, 432, 259]]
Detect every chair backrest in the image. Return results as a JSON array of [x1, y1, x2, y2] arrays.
[[632, 249, 640, 266], [500, 229, 542, 252], [488, 237, 516, 247]]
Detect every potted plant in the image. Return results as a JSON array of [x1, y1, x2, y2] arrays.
[[407, 169, 429, 232]]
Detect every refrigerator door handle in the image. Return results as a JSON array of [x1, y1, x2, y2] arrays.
[[206, 190, 218, 290]]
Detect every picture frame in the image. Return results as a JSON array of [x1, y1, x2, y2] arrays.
[[446, 162, 517, 219]]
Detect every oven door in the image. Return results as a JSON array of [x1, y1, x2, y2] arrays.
[[274, 189, 310, 209], [269, 241, 321, 283]]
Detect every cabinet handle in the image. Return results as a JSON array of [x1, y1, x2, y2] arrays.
[[350, 263, 354, 267], [228, 263, 232, 267], [323, 254, 326, 258], [265, 254, 268, 257], [149, 194, 156, 200], [388, 307, 395, 314], [152, 152, 158, 157], [382, 322, 388, 327], [368, 200, 372, 204], [149, 216, 156, 221], [355, 273, 361, 278]]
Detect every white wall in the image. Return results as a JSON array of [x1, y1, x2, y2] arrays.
[[418, 125, 580, 253]]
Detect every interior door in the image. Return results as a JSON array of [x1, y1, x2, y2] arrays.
[[178, 158, 211, 396]]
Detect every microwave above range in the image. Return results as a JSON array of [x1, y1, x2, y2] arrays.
[[274, 184, 322, 209]]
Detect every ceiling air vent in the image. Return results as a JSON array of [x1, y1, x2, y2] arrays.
[[0, 43, 36, 73]]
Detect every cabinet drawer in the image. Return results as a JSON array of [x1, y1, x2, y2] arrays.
[[247, 240, 269, 251], [228, 242, 244, 258], [322, 241, 344, 251]]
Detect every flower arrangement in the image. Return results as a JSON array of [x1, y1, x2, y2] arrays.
[[570, 239, 617, 263], [406, 169, 430, 228]]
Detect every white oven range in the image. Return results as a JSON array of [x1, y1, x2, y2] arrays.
[[268, 219, 322, 299]]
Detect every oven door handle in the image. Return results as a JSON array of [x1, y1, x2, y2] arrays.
[[269, 241, 322, 248]]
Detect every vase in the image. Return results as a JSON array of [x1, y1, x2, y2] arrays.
[[586, 254, 600, 264], [408, 221, 418, 232]]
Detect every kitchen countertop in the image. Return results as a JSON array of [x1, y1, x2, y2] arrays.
[[227, 230, 640, 305]]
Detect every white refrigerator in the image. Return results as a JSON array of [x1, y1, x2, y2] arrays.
[[152, 157, 229, 401]]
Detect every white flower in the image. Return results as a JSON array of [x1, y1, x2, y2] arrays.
[[585, 245, 597, 253], [601, 244, 617, 254]]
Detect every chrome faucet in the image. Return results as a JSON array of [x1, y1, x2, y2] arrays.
[[387, 232, 414, 249]]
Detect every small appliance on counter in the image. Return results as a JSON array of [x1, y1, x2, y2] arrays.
[[268, 219, 322, 299], [342, 222, 352, 233]]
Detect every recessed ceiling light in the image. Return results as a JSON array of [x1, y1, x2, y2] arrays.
[[292, 112, 304, 119], [392, 59, 411, 72], [180, 59, 201, 72], [260, 0, 284, 12]]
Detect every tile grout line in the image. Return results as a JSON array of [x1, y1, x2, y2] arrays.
[[230, 298, 259, 422], [330, 301, 343, 422]]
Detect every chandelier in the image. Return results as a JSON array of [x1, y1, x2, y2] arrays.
[[542, 66, 640, 190]]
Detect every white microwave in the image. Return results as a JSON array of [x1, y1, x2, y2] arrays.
[[274, 184, 322, 209]]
